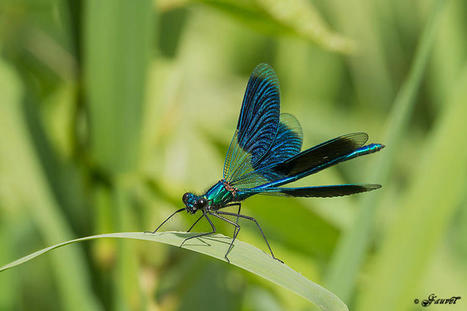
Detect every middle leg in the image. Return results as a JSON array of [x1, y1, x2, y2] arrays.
[[180, 212, 216, 247], [208, 211, 240, 262], [222, 203, 242, 237]]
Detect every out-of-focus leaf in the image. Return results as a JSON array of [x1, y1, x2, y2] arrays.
[[247, 196, 340, 260], [0, 59, 101, 311], [324, 0, 394, 107], [84, 0, 155, 174], [324, 0, 448, 302], [84, 2, 156, 309], [1, 232, 349, 311], [243, 286, 282, 311], [356, 65, 467, 311], [178, 259, 242, 311], [194, 0, 355, 54], [428, 0, 466, 108]]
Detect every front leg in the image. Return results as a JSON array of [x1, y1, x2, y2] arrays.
[[187, 214, 204, 232]]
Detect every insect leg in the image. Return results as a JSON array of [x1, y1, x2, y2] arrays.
[[180, 212, 216, 247], [223, 203, 242, 237], [146, 208, 185, 234], [208, 211, 240, 263], [216, 211, 283, 263], [187, 214, 204, 232]]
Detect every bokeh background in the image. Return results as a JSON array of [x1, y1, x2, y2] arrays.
[[1, 0, 466, 310]]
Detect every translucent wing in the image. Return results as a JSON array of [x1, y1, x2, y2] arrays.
[[223, 64, 281, 184], [231, 132, 369, 189], [229, 113, 303, 188]]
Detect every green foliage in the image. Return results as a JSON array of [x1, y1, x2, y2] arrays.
[[324, 0, 449, 300], [194, 0, 355, 54], [1, 0, 466, 310], [357, 64, 467, 311], [84, 0, 154, 174]]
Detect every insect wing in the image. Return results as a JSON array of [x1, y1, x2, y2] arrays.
[[240, 184, 381, 198], [229, 113, 303, 188], [223, 64, 281, 185], [273, 132, 369, 177]]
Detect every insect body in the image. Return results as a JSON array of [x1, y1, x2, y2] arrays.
[[150, 63, 384, 263]]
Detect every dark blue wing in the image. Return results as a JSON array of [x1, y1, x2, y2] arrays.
[[255, 133, 384, 189], [229, 113, 303, 188], [254, 113, 302, 172], [238, 184, 381, 198], [223, 64, 281, 185]]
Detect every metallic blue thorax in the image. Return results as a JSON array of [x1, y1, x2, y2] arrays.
[[204, 180, 235, 209]]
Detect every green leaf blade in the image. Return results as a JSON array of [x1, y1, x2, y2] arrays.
[[0, 232, 348, 311], [84, 0, 155, 174]]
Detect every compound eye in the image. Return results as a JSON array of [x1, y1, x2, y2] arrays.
[[182, 193, 190, 204], [197, 198, 207, 208]]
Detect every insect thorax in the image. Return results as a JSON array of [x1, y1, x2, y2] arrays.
[[204, 180, 236, 208]]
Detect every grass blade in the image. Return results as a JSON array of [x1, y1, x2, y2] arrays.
[[195, 0, 355, 54], [0, 59, 101, 311], [0, 232, 348, 311], [83, 1, 155, 309], [324, 0, 448, 302], [357, 65, 467, 311], [84, 0, 154, 174]]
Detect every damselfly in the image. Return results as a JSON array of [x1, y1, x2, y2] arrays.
[[150, 64, 384, 263]]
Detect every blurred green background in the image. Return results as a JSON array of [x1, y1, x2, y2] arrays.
[[1, 0, 466, 310]]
